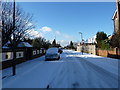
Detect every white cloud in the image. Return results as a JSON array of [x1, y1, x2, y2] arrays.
[[27, 29, 43, 38], [63, 34, 70, 39], [55, 31, 61, 35], [27, 22, 33, 26], [63, 34, 75, 40], [57, 40, 69, 47], [38, 26, 76, 46], [49, 39, 69, 47], [40, 26, 52, 32]]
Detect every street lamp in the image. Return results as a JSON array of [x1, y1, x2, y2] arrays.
[[78, 32, 83, 42], [78, 32, 84, 55]]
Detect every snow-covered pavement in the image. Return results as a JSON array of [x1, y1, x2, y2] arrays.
[[2, 50, 118, 88]]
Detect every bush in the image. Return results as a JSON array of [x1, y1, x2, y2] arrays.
[[101, 40, 109, 50], [96, 32, 108, 48]]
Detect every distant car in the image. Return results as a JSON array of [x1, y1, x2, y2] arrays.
[[58, 48, 63, 54], [45, 47, 60, 61]]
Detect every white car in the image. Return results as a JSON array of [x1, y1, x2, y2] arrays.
[[45, 47, 60, 61]]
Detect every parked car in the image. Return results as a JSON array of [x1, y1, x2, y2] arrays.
[[45, 47, 60, 61]]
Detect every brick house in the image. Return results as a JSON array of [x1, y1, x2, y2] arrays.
[[112, 0, 120, 35]]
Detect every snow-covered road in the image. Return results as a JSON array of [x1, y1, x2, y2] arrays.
[[2, 50, 118, 88]]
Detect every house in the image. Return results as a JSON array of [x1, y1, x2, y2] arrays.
[[112, 0, 120, 35], [85, 35, 96, 44], [77, 36, 96, 55], [77, 43, 96, 55], [2, 42, 33, 62]]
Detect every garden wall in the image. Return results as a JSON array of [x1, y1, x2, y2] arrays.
[[96, 48, 120, 59]]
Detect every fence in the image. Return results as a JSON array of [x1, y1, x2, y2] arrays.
[[1, 47, 46, 69], [96, 48, 120, 59]]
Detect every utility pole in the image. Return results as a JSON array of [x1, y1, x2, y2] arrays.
[[12, 0, 16, 76]]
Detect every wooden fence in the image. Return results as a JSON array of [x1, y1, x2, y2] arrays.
[[96, 48, 120, 59], [1, 47, 46, 69]]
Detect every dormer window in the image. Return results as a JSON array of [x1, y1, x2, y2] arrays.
[[115, 16, 118, 20]]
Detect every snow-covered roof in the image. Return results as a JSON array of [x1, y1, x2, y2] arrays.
[[3, 41, 32, 48], [2, 41, 11, 48], [112, 10, 117, 20], [86, 35, 96, 44], [18, 42, 32, 47], [2, 46, 9, 48]]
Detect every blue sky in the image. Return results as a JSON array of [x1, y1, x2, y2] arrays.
[[17, 2, 116, 46]]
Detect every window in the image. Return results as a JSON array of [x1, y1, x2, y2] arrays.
[[40, 50, 42, 54], [5, 55, 8, 59], [37, 50, 39, 54], [33, 51, 36, 55], [19, 53, 21, 57], [16, 52, 24, 58]]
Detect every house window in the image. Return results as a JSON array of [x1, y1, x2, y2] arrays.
[[33, 51, 36, 55], [5, 55, 8, 59], [40, 50, 42, 54], [19, 53, 21, 57], [16, 52, 24, 58], [37, 50, 39, 54]]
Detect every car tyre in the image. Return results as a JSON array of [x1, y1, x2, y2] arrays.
[[57, 56, 60, 60], [45, 58, 48, 61]]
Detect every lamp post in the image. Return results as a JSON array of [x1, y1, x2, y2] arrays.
[[78, 32, 84, 55], [79, 32, 83, 42]]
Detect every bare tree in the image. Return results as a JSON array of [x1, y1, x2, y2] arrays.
[[2, 2, 35, 47], [110, 33, 120, 48], [2, 1, 35, 75]]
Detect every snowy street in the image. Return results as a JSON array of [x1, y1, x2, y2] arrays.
[[2, 50, 118, 88]]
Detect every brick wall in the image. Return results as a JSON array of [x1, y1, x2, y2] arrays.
[[96, 48, 120, 59]]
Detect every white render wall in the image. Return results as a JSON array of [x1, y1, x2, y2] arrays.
[[2, 51, 24, 61], [2, 52, 13, 61], [77, 44, 96, 55]]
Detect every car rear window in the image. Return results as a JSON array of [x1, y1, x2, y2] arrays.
[[47, 48, 58, 53]]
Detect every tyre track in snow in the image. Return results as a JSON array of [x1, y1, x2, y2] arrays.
[[50, 50, 118, 88], [75, 57, 118, 88], [47, 51, 70, 88], [66, 50, 118, 88]]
